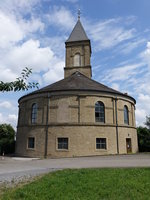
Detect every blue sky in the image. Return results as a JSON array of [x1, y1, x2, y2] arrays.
[[0, 0, 150, 128]]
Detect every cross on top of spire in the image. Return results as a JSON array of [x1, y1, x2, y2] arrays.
[[66, 9, 89, 42], [78, 9, 80, 20]]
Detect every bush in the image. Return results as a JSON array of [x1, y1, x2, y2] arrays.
[[0, 124, 15, 155], [137, 126, 150, 152]]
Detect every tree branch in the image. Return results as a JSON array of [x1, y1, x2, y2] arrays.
[[0, 67, 39, 92]]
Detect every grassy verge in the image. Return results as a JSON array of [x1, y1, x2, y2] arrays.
[[1, 168, 150, 200]]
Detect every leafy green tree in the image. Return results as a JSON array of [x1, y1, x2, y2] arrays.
[[0, 67, 39, 92], [0, 68, 38, 154], [137, 126, 150, 152], [145, 115, 150, 130], [0, 124, 15, 155]]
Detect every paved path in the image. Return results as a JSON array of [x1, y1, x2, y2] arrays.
[[0, 154, 150, 184]]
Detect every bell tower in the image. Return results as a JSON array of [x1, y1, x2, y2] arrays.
[[64, 13, 92, 78]]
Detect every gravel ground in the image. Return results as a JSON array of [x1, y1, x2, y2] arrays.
[[0, 168, 60, 188], [0, 154, 150, 187]]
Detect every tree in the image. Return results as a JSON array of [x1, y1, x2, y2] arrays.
[[145, 115, 150, 130], [137, 126, 150, 152], [0, 67, 39, 92], [0, 124, 15, 155]]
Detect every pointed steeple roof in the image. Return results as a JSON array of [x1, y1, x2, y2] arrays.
[[66, 19, 89, 42]]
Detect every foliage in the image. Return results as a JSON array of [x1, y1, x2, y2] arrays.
[[0, 67, 39, 92], [137, 126, 150, 152], [1, 168, 150, 200], [0, 124, 15, 154], [145, 115, 150, 130]]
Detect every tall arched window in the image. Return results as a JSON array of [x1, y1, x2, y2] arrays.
[[124, 105, 129, 125], [74, 53, 81, 66], [95, 101, 105, 123], [31, 103, 37, 124]]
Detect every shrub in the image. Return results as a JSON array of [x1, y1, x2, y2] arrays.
[[0, 124, 15, 155]]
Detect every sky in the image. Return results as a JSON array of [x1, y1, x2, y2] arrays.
[[0, 0, 150, 129]]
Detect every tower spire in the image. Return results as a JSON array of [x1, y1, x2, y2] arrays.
[[78, 9, 80, 20], [65, 11, 92, 79]]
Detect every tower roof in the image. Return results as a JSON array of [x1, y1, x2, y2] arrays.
[[66, 19, 89, 42]]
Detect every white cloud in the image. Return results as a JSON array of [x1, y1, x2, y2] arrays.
[[140, 41, 150, 68], [0, 8, 48, 83], [0, 0, 39, 16], [41, 36, 66, 58], [111, 83, 120, 91], [135, 77, 150, 95], [0, 11, 24, 48], [102, 63, 143, 83], [8, 114, 18, 124], [43, 60, 64, 84], [0, 68, 17, 82], [135, 108, 146, 126], [0, 9, 44, 50], [0, 39, 54, 81], [0, 101, 12, 109], [0, 113, 17, 129], [19, 17, 45, 35], [30, 73, 43, 86], [0, 5, 64, 85], [115, 38, 146, 55], [138, 93, 150, 106], [136, 93, 150, 126], [47, 6, 75, 31], [86, 17, 135, 51], [132, 42, 150, 95]]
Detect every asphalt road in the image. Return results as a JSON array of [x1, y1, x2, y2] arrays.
[[0, 154, 150, 185]]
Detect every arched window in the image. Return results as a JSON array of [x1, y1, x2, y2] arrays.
[[31, 103, 37, 124], [124, 105, 129, 125], [74, 53, 81, 66], [95, 101, 105, 123]]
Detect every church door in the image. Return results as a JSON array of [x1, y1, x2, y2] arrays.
[[126, 138, 132, 153]]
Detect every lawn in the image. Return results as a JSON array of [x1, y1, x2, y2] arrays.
[[1, 168, 150, 200]]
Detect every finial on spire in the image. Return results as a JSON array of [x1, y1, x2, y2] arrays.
[[78, 9, 80, 20]]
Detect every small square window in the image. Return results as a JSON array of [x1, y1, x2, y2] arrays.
[[96, 138, 106, 149], [57, 138, 68, 150], [28, 137, 35, 149]]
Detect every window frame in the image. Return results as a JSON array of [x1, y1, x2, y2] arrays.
[[57, 137, 69, 150], [31, 103, 38, 124], [124, 105, 129, 125], [18, 107, 21, 126], [96, 138, 107, 150], [95, 101, 105, 123], [27, 137, 35, 150], [74, 53, 81, 67]]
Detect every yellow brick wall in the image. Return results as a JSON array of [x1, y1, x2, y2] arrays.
[[16, 93, 138, 158]]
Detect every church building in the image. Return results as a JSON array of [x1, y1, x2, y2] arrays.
[[16, 16, 138, 158]]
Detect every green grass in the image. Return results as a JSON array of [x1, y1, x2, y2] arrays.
[[1, 168, 150, 200]]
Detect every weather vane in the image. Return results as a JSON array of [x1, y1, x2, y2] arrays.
[[78, 9, 80, 20]]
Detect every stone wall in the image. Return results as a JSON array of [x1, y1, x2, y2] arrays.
[[16, 93, 138, 158], [65, 41, 92, 78], [16, 126, 46, 157]]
